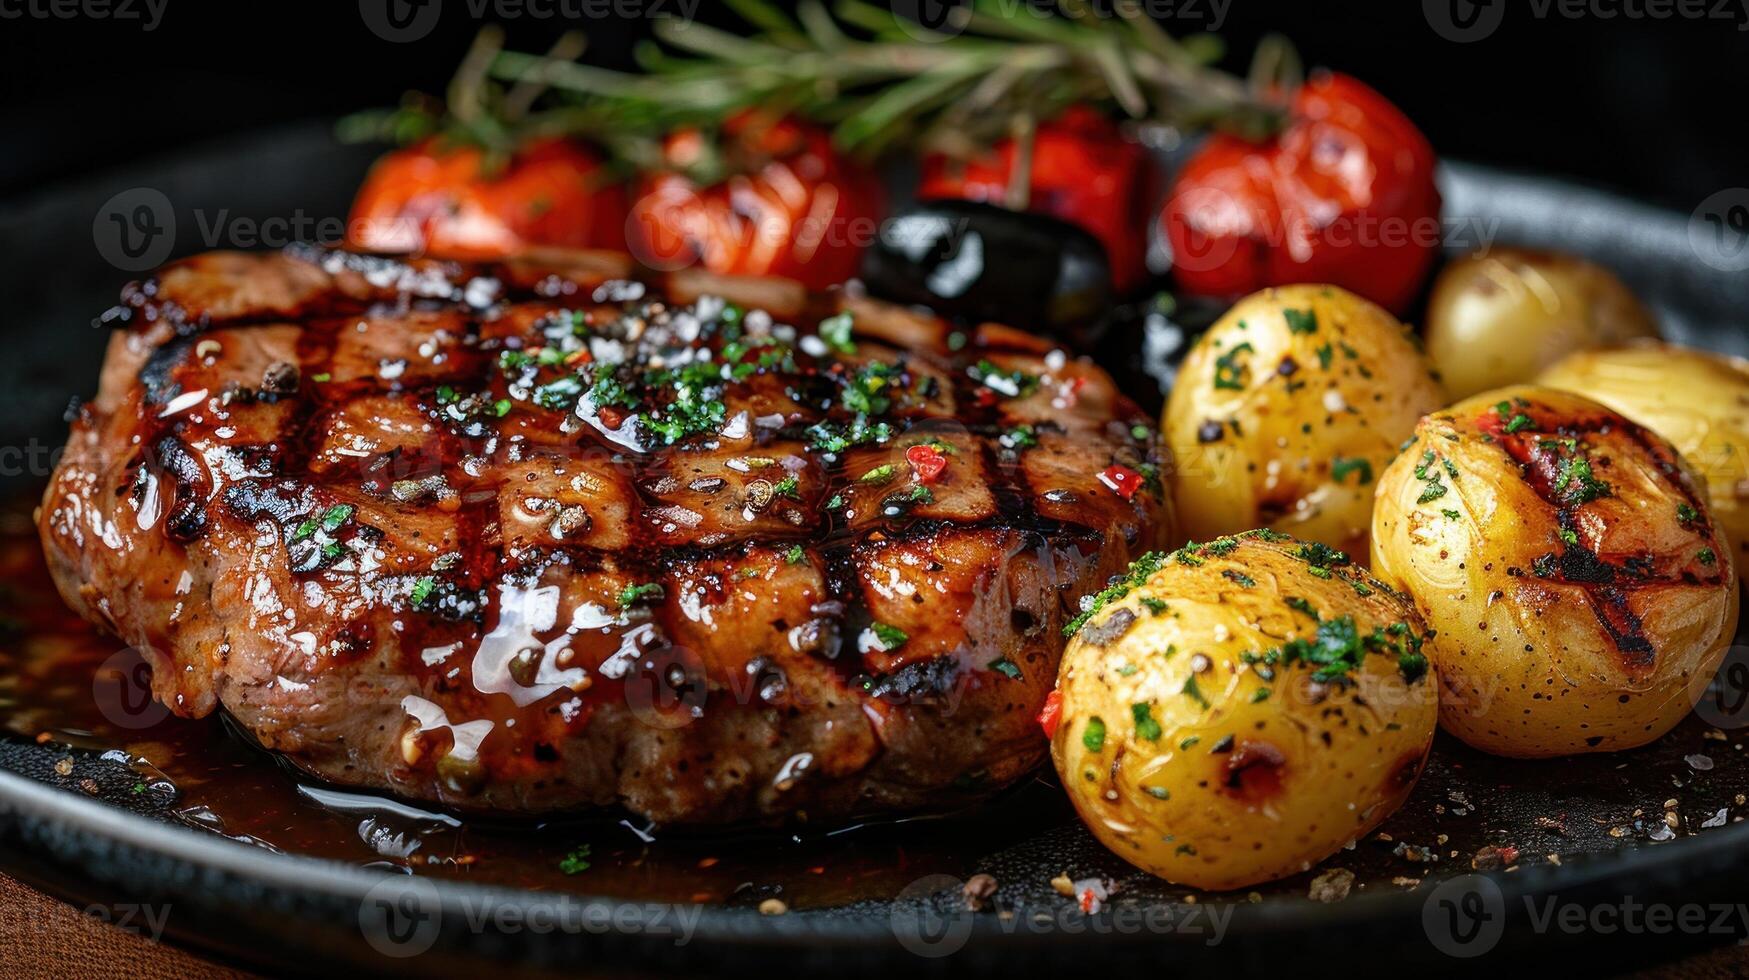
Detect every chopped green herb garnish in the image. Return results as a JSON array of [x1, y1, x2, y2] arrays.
[[618, 582, 665, 608], [1283, 308, 1318, 334], [559, 845, 592, 875], [409, 576, 436, 606], [1002, 424, 1039, 450], [969, 359, 1040, 398], [784, 545, 806, 565], [1131, 702, 1163, 741], [990, 658, 1023, 680], [1331, 456, 1374, 485], [858, 463, 897, 484], [1181, 674, 1210, 709], [1082, 716, 1107, 753], [871, 622, 909, 650], [1699, 548, 1718, 565], [817, 312, 856, 354], [1064, 551, 1166, 637], [1213, 342, 1255, 391]]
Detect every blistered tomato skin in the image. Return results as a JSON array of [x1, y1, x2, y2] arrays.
[[1162, 73, 1441, 315], [626, 115, 883, 291], [1164, 285, 1444, 558], [1371, 385, 1740, 757], [349, 138, 628, 260], [1050, 534, 1438, 891], [919, 106, 1154, 291]]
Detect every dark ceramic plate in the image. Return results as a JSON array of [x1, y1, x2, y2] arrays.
[[3, 123, 1749, 978]]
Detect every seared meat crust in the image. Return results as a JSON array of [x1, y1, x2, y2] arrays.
[[40, 246, 1173, 826]]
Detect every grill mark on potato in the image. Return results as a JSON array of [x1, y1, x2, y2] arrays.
[[1484, 402, 1727, 669]]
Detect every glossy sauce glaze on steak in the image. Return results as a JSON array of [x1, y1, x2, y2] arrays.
[[39, 245, 1174, 826]]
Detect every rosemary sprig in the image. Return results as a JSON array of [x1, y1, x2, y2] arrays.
[[341, 0, 1291, 182]]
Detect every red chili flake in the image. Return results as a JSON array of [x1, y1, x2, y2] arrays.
[[973, 388, 998, 408], [1099, 464, 1143, 499], [1079, 890, 1094, 913], [906, 444, 948, 483], [1037, 690, 1063, 739], [597, 406, 628, 429]]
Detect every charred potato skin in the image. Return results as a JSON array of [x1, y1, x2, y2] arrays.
[[1371, 385, 1739, 757], [1425, 248, 1659, 401], [1540, 341, 1749, 570], [1050, 533, 1438, 891], [1165, 285, 1445, 559]]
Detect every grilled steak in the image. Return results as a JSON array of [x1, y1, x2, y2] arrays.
[[39, 245, 1173, 826]]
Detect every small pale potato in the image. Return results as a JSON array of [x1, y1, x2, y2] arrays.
[[1425, 248, 1659, 400], [1540, 341, 1749, 570], [1164, 285, 1444, 559], [1050, 532, 1438, 891], [1371, 385, 1739, 757]]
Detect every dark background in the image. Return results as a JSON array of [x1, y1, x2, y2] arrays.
[[0, 0, 1743, 212]]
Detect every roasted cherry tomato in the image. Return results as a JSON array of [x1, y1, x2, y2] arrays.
[[349, 137, 627, 259], [1160, 72, 1441, 314], [625, 114, 883, 290], [919, 106, 1153, 292]]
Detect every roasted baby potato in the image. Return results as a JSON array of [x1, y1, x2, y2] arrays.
[[1371, 385, 1739, 757], [1540, 341, 1749, 568], [1050, 532, 1439, 891], [1164, 285, 1444, 557], [1425, 248, 1659, 400]]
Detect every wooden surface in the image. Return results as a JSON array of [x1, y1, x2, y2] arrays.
[[0, 873, 253, 979]]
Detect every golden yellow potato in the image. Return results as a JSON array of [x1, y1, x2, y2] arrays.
[[1165, 285, 1444, 559], [1051, 532, 1438, 891], [1425, 248, 1659, 400], [1540, 341, 1749, 569], [1371, 385, 1739, 757]]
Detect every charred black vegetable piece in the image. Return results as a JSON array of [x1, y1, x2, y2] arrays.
[[1094, 291, 1231, 416], [859, 200, 1111, 341]]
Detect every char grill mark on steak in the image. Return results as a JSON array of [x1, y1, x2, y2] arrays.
[[42, 245, 1170, 825]]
